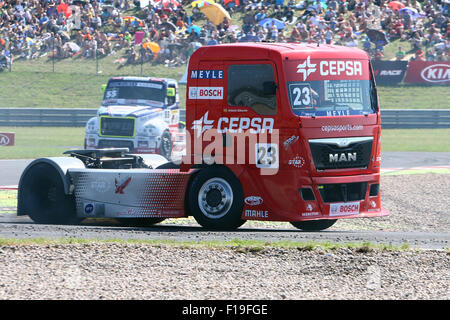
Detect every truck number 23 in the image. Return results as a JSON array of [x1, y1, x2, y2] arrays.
[[256, 144, 279, 169]]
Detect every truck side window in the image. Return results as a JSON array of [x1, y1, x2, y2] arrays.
[[227, 64, 277, 115]]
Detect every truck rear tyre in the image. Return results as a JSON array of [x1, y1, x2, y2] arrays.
[[290, 219, 337, 231], [188, 166, 245, 230], [20, 163, 80, 225]]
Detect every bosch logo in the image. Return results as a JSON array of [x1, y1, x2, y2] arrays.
[[420, 64, 450, 83], [189, 87, 224, 100], [329, 152, 357, 163], [245, 196, 263, 206]]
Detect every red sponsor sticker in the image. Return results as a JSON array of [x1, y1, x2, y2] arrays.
[[0, 133, 14, 146]]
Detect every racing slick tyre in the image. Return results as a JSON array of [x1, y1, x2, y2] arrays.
[[290, 219, 337, 231], [116, 218, 166, 227], [188, 166, 246, 230], [159, 130, 172, 160], [20, 163, 80, 225]]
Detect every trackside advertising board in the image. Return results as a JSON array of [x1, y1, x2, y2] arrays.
[[372, 60, 408, 85], [0, 133, 14, 146], [404, 61, 450, 84]]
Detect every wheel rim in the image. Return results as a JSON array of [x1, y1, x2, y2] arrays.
[[198, 178, 233, 219]]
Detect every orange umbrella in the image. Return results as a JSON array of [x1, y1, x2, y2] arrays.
[[388, 1, 405, 11], [142, 41, 161, 54], [200, 3, 231, 26]]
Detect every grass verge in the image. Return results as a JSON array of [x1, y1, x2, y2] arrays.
[[0, 237, 412, 252], [0, 127, 449, 159]]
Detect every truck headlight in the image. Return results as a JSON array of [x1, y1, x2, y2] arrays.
[[86, 119, 98, 134], [138, 124, 157, 136]]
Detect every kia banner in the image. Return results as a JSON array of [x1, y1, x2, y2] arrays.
[[371, 60, 408, 85], [0, 132, 14, 146], [404, 61, 450, 85]]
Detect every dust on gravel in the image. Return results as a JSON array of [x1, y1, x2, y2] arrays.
[[0, 243, 448, 300]]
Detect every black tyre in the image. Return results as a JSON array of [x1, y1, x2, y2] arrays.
[[290, 219, 337, 231], [20, 163, 80, 225], [116, 218, 166, 227], [159, 130, 172, 160], [188, 166, 245, 230]]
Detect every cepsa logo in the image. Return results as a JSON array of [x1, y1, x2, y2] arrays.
[[421, 64, 450, 83], [191, 111, 274, 137], [297, 56, 363, 80]]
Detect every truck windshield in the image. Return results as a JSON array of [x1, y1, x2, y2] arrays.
[[287, 79, 377, 117], [103, 80, 165, 106]]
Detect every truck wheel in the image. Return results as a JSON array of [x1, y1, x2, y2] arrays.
[[188, 166, 245, 230], [116, 218, 166, 227], [20, 163, 80, 225], [290, 219, 337, 231], [159, 130, 172, 160]]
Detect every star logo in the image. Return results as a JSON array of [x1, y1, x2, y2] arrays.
[[296, 56, 317, 81], [191, 111, 214, 137]]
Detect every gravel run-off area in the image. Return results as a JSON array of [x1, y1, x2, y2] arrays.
[[0, 174, 449, 300], [0, 243, 448, 300]]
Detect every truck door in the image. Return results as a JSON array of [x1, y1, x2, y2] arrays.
[[223, 61, 281, 170], [187, 61, 225, 160]]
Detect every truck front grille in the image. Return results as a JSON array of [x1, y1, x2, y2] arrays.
[[98, 139, 134, 152], [100, 117, 135, 137], [309, 137, 373, 170], [319, 182, 368, 203]]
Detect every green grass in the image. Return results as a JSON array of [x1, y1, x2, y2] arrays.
[[381, 129, 450, 152], [378, 85, 450, 109], [0, 237, 413, 252], [0, 57, 187, 109], [0, 127, 449, 159], [0, 126, 84, 159]]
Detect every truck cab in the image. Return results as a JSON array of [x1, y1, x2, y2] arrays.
[[183, 43, 388, 230], [84, 76, 183, 159]]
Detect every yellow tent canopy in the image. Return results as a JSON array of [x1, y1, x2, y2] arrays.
[[200, 3, 231, 26]]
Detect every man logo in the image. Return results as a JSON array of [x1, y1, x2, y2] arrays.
[[329, 152, 357, 163]]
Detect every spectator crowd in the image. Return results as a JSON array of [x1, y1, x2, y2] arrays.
[[0, 0, 448, 70]]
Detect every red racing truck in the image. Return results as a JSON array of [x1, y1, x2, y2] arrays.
[[17, 43, 389, 231]]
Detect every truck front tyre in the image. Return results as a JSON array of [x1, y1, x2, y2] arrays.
[[20, 163, 80, 225], [159, 130, 172, 160], [290, 219, 337, 231], [188, 166, 245, 230]]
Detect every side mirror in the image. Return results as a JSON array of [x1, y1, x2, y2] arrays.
[[263, 81, 277, 95], [167, 87, 176, 97], [101, 84, 107, 92]]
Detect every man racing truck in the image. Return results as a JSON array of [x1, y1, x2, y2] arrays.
[[18, 43, 389, 230]]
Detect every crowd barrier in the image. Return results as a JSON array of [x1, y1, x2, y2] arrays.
[[1, 108, 449, 129]]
